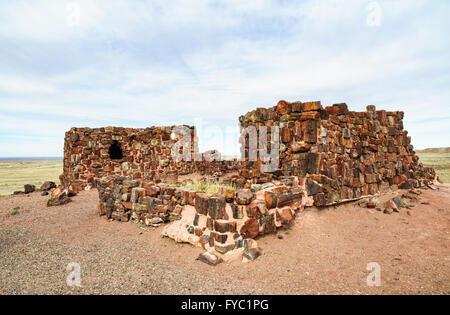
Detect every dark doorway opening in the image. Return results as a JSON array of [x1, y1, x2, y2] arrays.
[[109, 140, 123, 160]]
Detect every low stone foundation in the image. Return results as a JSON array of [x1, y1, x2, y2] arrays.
[[97, 176, 314, 263]]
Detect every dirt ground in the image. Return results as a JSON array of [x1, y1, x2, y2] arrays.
[[0, 184, 449, 295]]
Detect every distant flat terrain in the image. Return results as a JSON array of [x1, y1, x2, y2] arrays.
[[0, 159, 62, 196], [416, 147, 450, 154], [416, 152, 450, 183]]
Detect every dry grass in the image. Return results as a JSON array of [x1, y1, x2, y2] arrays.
[[174, 180, 235, 195], [417, 152, 450, 183], [0, 159, 62, 196]]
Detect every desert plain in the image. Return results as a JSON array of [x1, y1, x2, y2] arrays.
[[0, 152, 449, 294]]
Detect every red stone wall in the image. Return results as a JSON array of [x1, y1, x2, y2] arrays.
[[63, 126, 240, 189], [63, 126, 198, 188], [239, 101, 436, 206]]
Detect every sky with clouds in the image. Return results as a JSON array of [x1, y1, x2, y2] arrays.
[[0, 0, 449, 157]]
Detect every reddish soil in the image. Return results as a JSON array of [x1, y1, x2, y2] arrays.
[[0, 184, 449, 295]]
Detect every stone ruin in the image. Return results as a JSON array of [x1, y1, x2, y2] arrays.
[[238, 101, 434, 206], [61, 125, 240, 190], [59, 100, 437, 265]]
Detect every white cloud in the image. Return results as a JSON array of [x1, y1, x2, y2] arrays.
[[0, 76, 56, 94], [0, 0, 449, 156]]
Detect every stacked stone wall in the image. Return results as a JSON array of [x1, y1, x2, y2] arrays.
[[239, 101, 436, 206], [63, 126, 240, 189]]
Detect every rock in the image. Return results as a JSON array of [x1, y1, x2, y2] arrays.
[[250, 184, 263, 192], [261, 213, 276, 234], [40, 181, 56, 191], [51, 187, 63, 197], [392, 197, 406, 208], [240, 219, 259, 239], [236, 189, 254, 205], [243, 248, 263, 261], [367, 201, 376, 209], [196, 252, 223, 266], [47, 191, 71, 207], [208, 197, 226, 220], [264, 191, 278, 209], [214, 221, 237, 233], [306, 178, 322, 195], [151, 217, 163, 226], [399, 181, 414, 189], [276, 100, 292, 115], [41, 191, 49, 196], [302, 101, 322, 112], [384, 199, 399, 213], [194, 193, 209, 215], [224, 189, 235, 203], [24, 184, 35, 194], [67, 187, 77, 197], [366, 105, 376, 112], [402, 192, 419, 202], [367, 197, 379, 209], [290, 141, 311, 153], [278, 208, 294, 225], [215, 243, 236, 254]]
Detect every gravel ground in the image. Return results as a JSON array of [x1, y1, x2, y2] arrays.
[[0, 185, 449, 295]]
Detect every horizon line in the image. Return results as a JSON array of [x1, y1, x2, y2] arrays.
[[0, 156, 63, 160]]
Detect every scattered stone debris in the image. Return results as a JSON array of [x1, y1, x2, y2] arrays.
[[196, 252, 223, 266], [392, 196, 407, 209], [47, 187, 73, 207], [366, 197, 379, 209], [383, 196, 408, 214], [243, 248, 263, 261], [24, 184, 35, 194], [40, 181, 56, 192]]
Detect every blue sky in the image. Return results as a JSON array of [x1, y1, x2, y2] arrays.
[[0, 0, 449, 157]]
